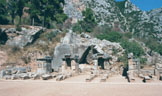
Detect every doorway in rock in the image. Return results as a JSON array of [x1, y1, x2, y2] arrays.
[[98, 57, 105, 69], [79, 46, 91, 64], [66, 58, 71, 67], [79, 46, 99, 64], [122, 65, 130, 82], [0, 30, 8, 44]]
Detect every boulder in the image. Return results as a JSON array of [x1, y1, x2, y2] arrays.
[[86, 74, 96, 82], [4, 75, 12, 80], [5, 26, 44, 48], [11, 74, 19, 80], [42, 74, 52, 80], [20, 74, 30, 80], [56, 75, 63, 81], [32, 74, 40, 80]]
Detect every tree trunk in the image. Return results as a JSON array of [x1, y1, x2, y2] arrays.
[[11, 14, 15, 24], [43, 12, 46, 27], [11, 17, 14, 24], [19, 16, 22, 24]]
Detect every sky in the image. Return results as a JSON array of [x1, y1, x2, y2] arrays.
[[115, 0, 162, 11]]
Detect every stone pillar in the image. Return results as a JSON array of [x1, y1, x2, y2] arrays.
[[62, 61, 67, 73], [71, 60, 79, 73], [93, 58, 98, 74], [0, 70, 6, 79]]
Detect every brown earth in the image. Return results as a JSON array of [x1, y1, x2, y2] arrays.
[[0, 75, 162, 96]]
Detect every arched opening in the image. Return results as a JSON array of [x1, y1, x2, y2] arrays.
[[98, 57, 105, 69], [79, 46, 91, 64], [65, 58, 71, 67], [0, 29, 8, 45]]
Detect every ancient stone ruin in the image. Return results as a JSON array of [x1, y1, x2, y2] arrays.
[[0, 32, 162, 83]]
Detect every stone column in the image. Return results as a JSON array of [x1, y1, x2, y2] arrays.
[[62, 61, 67, 73], [71, 60, 79, 73], [0, 70, 6, 79], [93, 58, 98, 74]]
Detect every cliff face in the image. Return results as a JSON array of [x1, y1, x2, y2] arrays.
[[64, 0, 162, 42]]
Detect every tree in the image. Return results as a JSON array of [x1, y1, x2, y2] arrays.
[[39, 0, 67, 27], [0, 0, 9, 24], [8, 0, 17, 24], [81, 8, 96, 32], [27, 0, 41, 26], [73, 8, 96, 33], [17, 0, 25, 24], [120, 40, 145, 57]]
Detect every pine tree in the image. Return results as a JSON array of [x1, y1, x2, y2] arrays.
[[17, 0, 25, 24], [8, 0, 17, 24], [0, 0, 9, 24]]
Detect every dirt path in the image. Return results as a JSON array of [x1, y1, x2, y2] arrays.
[[0, 80, 162, 96]]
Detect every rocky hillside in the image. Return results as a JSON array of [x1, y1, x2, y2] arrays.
[[64, 0, 162, 42], [0, 0, 162, 68]]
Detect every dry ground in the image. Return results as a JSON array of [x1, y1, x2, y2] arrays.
[[0, 75, 162, 96]]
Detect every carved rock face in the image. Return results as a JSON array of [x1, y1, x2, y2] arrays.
[[52, 32, 124, 71]]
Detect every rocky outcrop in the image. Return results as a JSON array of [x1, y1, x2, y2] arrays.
[[0, 26, 45, 48], [136, 40, 162, 68], [52, 31, 124, 71], [64, 0, 162, 42], [148, 8, 162, 42]]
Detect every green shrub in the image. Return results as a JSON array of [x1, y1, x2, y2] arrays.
[[120, 40, 145, 57], [72, 23, 82, 33], [96, 31, 123, 42], [124, 32, 132, 39], [0, 16, 9, 25], [73, 8, 96, 33], [117, 54, 128, 67], [144, 37, 162, 55], [16, 24, 22, 31], [44, 30, 59, 41], [140, 58, 147, 65]]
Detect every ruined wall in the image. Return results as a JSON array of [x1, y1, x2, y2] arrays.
[[52, 31, 124, 71]]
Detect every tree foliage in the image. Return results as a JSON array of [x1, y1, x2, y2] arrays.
[[1, 0, 67, 27], [17, 0, 25, 24], [8, 0, 17, 24], [96, 31, 145, 57], [96, 31, 123, 42], [0, 0, 9, 24], [73, 8, 96, 33], [120, 40, 145, 57]]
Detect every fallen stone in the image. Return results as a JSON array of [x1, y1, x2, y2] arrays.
[[56, 75, 63, 81], [42, 74, 52, 80], [11, 74, 19, 80], [139, 74, 144, 78], [4, 75, 11, 80], [86, 74, 96, 82], [145, 76, 151, 80], [100, 74, 109, 82], [20, 74, 30, 80], [32, 74, 40, 80]]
